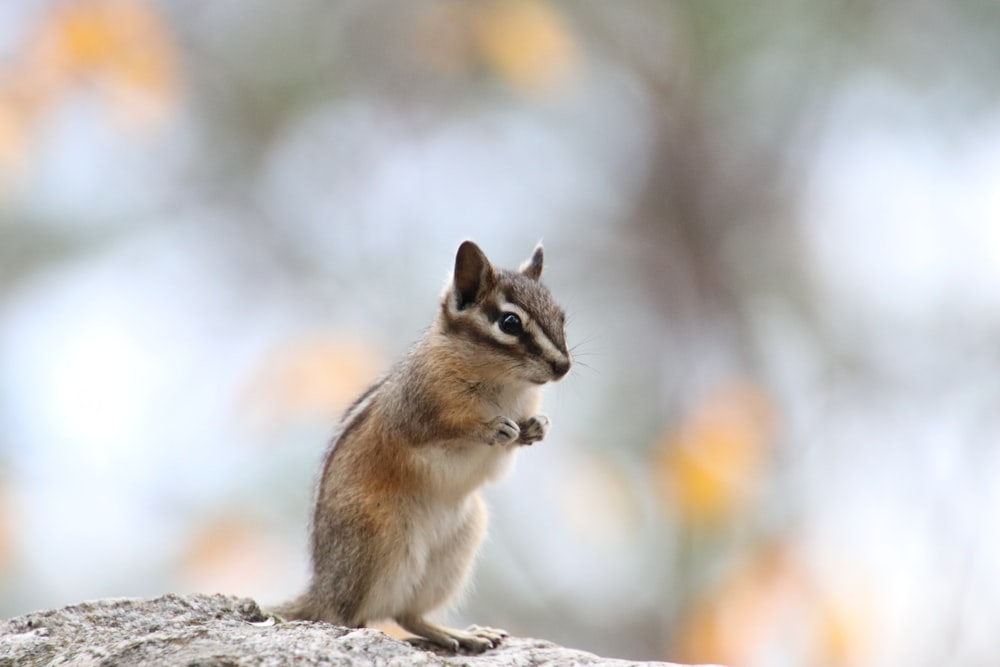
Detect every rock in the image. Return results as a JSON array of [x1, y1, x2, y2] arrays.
[[0, 593, 717, 667]]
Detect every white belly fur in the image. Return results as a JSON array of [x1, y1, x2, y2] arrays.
[[358, 492, 487, 621], [359, 383, 541, 622]]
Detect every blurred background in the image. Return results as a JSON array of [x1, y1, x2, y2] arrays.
[[2, 1, 1000, 665]]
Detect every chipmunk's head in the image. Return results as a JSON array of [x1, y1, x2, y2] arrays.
[[439, 240, 571, 384]]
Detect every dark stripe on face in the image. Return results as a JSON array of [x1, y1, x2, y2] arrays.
[[535, 310, 567, 354], [519, 329, 545, 358], [500, 289, 568, 355], [481, 300, 501, 323], [442, 309, 513, 354], [533, 311, 566, 354], [443, 291, 565, 360]]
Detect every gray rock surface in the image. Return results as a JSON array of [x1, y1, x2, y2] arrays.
[[0, 593, 713, 667]]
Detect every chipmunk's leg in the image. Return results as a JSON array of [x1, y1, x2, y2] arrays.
[[397, 615, 505, 653], [395, 495, 506, 653], [517, 415, 550, 445]]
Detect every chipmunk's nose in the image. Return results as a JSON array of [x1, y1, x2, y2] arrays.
[[550, 357, 571, 380]]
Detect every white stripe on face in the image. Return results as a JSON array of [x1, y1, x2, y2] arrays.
[[525, 318, 568, 365], [495, 301, 568, 366]]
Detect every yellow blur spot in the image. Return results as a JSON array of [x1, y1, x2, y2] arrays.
[[34, 0, 180, 126], [0, 0, 179, 175], [413, 0, 579, 96], [238, 333, 385, 438], [654, 381, 775, 524], [675, 543, 873, 667], [179, 515, 287, 598], [477, 1, 578, 94], [0, 105, 30, 174]]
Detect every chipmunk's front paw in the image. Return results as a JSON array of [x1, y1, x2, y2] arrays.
[[486, 416, 520, 446], [518, 414, 550, 445]]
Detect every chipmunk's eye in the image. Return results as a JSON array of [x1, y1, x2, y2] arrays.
[[499, 312, 523, 335]]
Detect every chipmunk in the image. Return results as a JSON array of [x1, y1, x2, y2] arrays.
[[275, 241, 571, 653]]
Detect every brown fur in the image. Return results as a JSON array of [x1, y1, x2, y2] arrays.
[[274, 241, 570, 653]]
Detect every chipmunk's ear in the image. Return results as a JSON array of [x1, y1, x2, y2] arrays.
[[453, 241, 495, 309], [520, 242, 544, 281]]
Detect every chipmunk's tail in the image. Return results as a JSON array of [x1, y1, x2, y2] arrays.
[[269, 592, 314, 622]]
